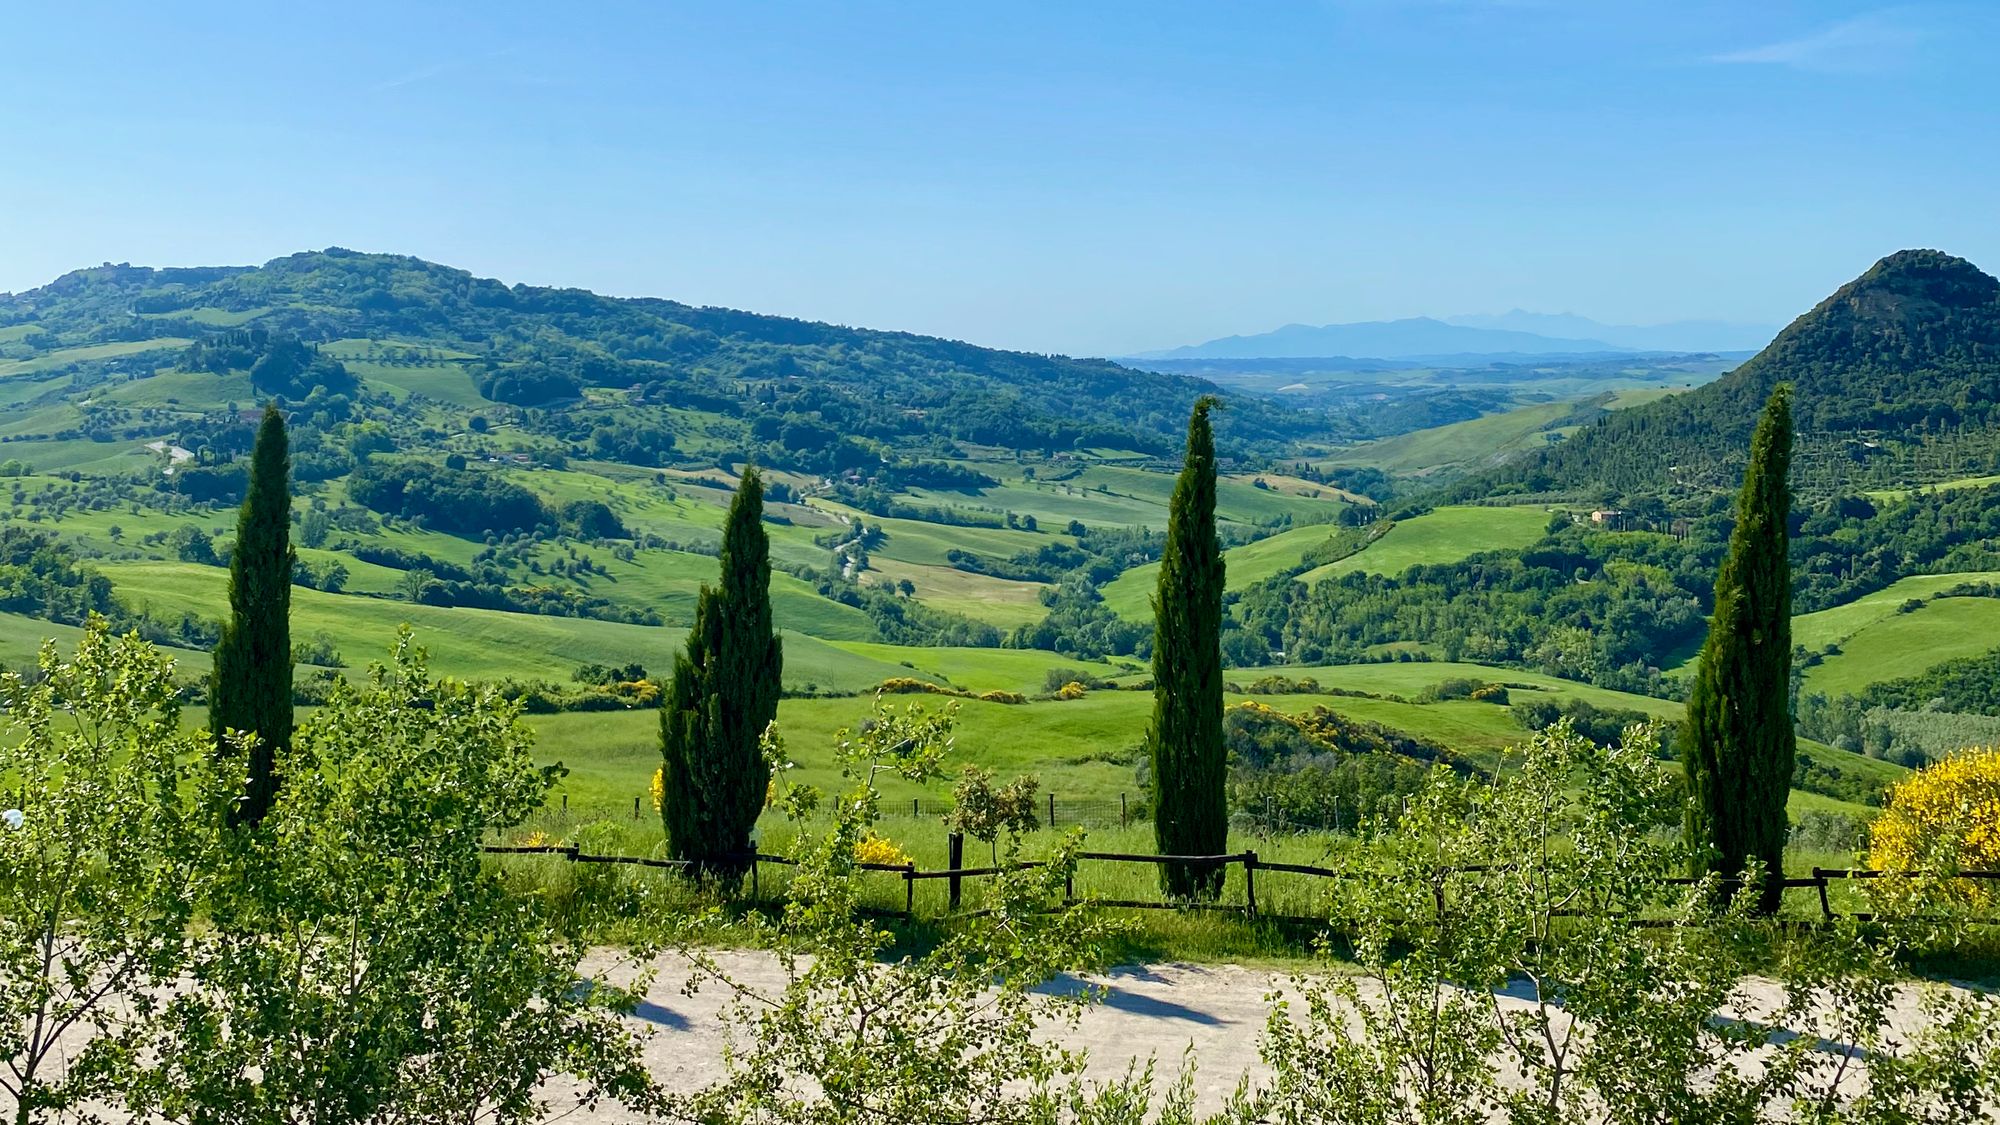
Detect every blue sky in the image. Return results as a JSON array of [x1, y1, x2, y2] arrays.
[[2, 1, 1995, 355]]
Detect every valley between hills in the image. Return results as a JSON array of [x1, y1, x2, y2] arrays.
[[6, 246, 2000, 901]]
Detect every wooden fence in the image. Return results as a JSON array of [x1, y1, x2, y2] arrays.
[[482, 841, 2000, 924]]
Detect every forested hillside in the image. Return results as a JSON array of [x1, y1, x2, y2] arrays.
[[0, 250, 1328, 463], [1458, 250, 2000, 499]]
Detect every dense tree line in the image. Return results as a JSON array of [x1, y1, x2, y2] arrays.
[[0, 527, 118, 625], [346, 460, 551, 535], [181, 329, 357, 398], [1855, 648, 2000, 716], [1223, 702, 1444, 832], [1234, 529, 1711, 692]]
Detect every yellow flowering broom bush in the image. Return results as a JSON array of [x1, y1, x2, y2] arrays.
[[852, 830, 913, 867], [1869, 748, 2000, 891]]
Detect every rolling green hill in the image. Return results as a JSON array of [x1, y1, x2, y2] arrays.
[[1295, 505, 1549, 583], [0, 245, 1978, 814], [1803, 595, 2000, 698], [1318, 400, 1589, 477], [1100, 520, 1360, 618], [1460, 250, 2000, 499]]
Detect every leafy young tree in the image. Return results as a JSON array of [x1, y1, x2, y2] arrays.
[[210, 404, 294, 828], [671, 696, 1198, 1125], [945, 765, 1042, 864], [1240, 722, 2000, 1124], [660, 467, 784, 873], [139, 632, 660, 1125], [0, 624, 217, 1125], [1148, 397, 1227, 898], [1684, 383, 1796, 913]]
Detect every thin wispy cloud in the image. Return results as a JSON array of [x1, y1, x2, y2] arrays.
[[366, 49, 525, 95], [1709, 9, 1928, 73], [368, 60, 464, 93]]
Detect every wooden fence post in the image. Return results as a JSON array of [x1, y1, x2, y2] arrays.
[[1120, 793, 1127, 828], [904, 864, 916, 916], [912, 797, 920, 818], [1048, 791, 1056, 828], [1244, 851, 1258, 918], [632, 796, 639, 820], [947, 831, 964, 910], [561, 793, 567, 815], [1814, 868, 1834, 921]]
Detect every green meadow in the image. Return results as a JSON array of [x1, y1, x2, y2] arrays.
[[1804, 594, 2000, 698], [1316, 401, 1580, 477], [1295, 505, 1550, 582], [1101, 520, 1364, 619], [510, 658, 1888, 828]]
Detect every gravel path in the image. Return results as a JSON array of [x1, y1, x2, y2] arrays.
[[542, 951, 1971, 1123]]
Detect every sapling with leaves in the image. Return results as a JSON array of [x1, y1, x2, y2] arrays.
[[1235, 721, 2000, 1124], [946, 765, 1043, 865], [135, 630, 662, 1125], [670, 693, 1202, 1125], [0, 622, 221, 1125]]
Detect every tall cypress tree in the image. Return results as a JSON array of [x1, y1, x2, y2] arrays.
[[1685, 383, 1795, 914], [661, 468, 784, 874], [1148, 397, 1227, 899], [211, 404, 294, 828]]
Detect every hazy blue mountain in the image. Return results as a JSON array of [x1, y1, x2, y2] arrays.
[[1445, 310, 1777, 352], [1139, 317, 1619, 360]]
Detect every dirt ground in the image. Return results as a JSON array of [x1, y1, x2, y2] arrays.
[[543, 950, 1966, 1123], [547, 951, 1287, 1120]]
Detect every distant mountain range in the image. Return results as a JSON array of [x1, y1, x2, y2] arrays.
[[1442, 311, 1779, 353], [1137, 312, 1777, 362]]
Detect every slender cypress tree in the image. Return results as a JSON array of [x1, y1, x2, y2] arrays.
[[1685, 383, 1795, 914], [1148, 397, 1227, 899], [211, 404, 294, 828], [661, 468, 784, 874]]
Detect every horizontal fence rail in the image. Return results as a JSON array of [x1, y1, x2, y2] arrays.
[[482, 842, 2000, 924]]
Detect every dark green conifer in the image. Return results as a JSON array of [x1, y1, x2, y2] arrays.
[[1684, 383, 1795, 914], [1148, 398, 1227, 899], [660, 468, 784, 873], [211, 404, 294, 828]]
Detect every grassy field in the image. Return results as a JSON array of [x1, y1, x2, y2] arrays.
[[1317, 401, 1579, 476], [899, 464, 1348, 533], [1792, 572, 2000, 652], [1866, 474, 2000, 503], [516, 659, 1889, 828], [95, 560, 913, 692], [1295, 505, 1549, 583], [0, 610, 212, 674], [848, 556, 1050, 629], [1804, 594, 2000, 697], [0, 338, 192, 377], [1101, 520, 1357, 619]]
